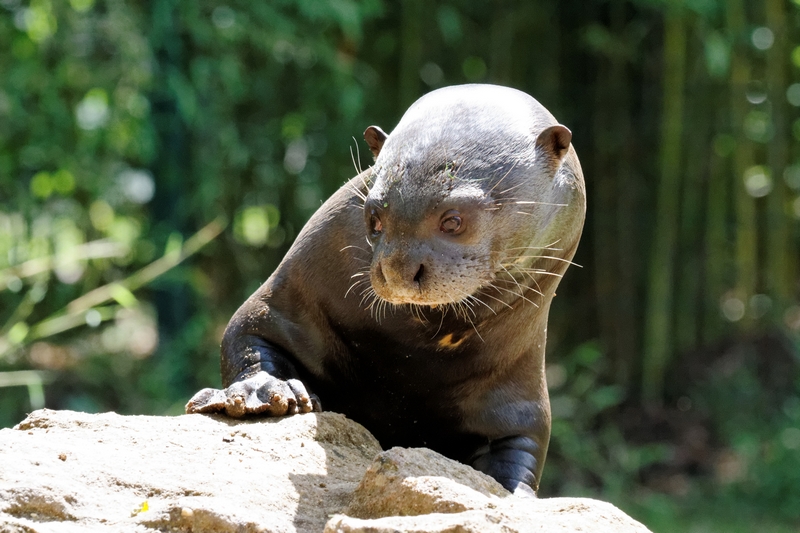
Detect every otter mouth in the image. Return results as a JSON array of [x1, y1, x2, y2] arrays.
[[373, 293, 459, 307], [369, 273, 503, 311]]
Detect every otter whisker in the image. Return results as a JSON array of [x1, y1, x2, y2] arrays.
[[380, 299, 394, 321], [488, 160, 519, 194], [513, 255, 582, 268], [493, 181, 527, 198], [500, 265, 539, 286], [500, 262, 562, 275], [340, 244, 371, 254], [503, 267, 564, 279], [474, 289, 514, 310], [446, 302, 461, 321], [431, 306, 447, 338], [513, 201, 568, 207], [441, 296, 484, 341], [350, 138, 364, 175], [410, 304, 430, 325], [458, 301, 474, 321], [495, 277, 545, 298], [360, 286, 377, 305], [489, 281, 541, 307], [452, 290, 482, 317], [464, 313, 484, 343], [499, 264, 525, 296], [359, 170, 373, 194], [500, 266, 554, 299], [466, 293, 495, 315], [345, 278, 371, 299], [503, 243, 563, 252], [350, 185, 367, 204]]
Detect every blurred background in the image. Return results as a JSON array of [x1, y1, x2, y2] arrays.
[[1, 0, 799, 531]]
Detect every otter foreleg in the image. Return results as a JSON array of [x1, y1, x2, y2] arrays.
[[186, 335, 320, 417]]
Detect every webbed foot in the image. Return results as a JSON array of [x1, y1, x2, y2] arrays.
[[185, 372, 320, 417]]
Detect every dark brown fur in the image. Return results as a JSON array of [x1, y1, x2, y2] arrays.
[[186, 84, 586, 494]]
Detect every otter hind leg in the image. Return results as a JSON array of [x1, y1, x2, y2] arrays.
[[471, 435, 541, 495]]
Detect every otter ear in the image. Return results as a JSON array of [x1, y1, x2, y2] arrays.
[[364, 126, 388, 160], [535, 124, 572, 162]]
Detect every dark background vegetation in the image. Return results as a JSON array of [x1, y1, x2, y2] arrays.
[[1, 0, 799, 531]]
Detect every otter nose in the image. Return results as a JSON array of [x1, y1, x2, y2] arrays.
[[380, 259, 426, 288], [413, 264, 425, 284]]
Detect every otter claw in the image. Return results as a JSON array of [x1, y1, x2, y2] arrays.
[[185, 373, 321, 417], [185, 388, 227, 414]]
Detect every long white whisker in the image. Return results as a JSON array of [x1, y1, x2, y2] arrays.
[[489, 283, 540, 308], [475, 289, 514, 310], [512, 255, 582, 267], [489, 161, 520, 194], [345, 279, 370, 298], [513, 201, 568, 207]]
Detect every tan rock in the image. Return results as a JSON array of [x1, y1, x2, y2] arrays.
[[327, 498, 652, 533], [0, 410, 652, 533], [344, 447, 507, 518], [0, 409, 380, 533], [332, 447, 652, 533]]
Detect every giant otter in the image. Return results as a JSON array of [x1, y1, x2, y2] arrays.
[[186, 84, 586, 494]]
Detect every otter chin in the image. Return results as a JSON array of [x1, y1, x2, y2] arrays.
[[186, 83, 586, 495]]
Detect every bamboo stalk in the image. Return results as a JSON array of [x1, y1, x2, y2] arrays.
[[676, 51, 711, 353], [728, 0, 757, 326], [765, 0, 793, 312], [591, 49, 620, 385], [642, 5, 687, 405], [591, 0, 639, 387], [398, 0, 423, 109], [704, 107, 733, 345]]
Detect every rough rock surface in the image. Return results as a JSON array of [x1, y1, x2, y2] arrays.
[[328, 447, 652, 533], [0, 410, 652, 533], [0, 409, 380, 533]]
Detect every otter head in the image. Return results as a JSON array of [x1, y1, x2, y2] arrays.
[[361, 84, 584, 312]]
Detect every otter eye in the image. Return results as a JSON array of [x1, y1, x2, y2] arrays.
[[440, 211, 463, 234], [369, 211, 383, 236]]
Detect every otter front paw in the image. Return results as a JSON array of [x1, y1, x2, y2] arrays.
[[185, 372, 320, 417]]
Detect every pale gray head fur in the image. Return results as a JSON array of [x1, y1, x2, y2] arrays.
[[363, 84, 585, 309]]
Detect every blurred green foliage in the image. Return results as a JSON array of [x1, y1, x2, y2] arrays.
[[1, 0, 799, 531], [545, 340, 800, 531]]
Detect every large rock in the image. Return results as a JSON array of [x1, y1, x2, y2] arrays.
[[0, 410, 651, 533], [328, 447, 652, 533], [0, 409, 380, 533]]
